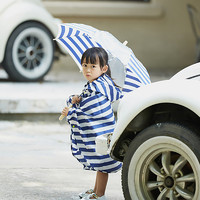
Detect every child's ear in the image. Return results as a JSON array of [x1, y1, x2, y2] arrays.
[[102, 65, 108, 73]]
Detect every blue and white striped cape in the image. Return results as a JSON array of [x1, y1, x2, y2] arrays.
[[66, 74, 122, 173]]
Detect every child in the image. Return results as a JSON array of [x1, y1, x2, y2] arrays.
[[61, 47, 122, 200]]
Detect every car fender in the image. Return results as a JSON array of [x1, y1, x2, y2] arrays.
[[110, 79, 200, 151], [0, 0, 62, 63], [171, 62, 200, 80]]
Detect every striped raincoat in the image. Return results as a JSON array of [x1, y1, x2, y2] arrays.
[[66, 74, 122, 173]]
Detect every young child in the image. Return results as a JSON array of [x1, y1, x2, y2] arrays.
[[61, 47, 122, 200]]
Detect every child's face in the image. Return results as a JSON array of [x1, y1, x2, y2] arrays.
[[82, 58, 108, 82]]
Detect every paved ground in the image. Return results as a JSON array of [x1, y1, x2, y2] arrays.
[[0, 121, 123, 200]]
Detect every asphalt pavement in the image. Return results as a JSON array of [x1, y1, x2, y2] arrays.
[[0, 60, 174, 200]]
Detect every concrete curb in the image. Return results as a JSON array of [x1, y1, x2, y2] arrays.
[[0, 81, 84, 114]]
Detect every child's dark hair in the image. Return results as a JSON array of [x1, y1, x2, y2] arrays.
[[81, 47, 111, 77]]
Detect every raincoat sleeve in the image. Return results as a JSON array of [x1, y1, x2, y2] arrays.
[[65, 95, 80, 122], [66, 95, 73, 107], [66, 106, 77, 122]]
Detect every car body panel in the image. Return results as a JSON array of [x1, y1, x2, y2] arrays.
[[0, 0, 16, 14], [171, 62, 200, 81], [0, 0, 63, 63], [111, 80, 200, 149], [110, 63, 200, 155]]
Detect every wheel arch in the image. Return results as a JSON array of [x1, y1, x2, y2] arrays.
[[111, 102, 200, 161], [110, 80, 200, 161]]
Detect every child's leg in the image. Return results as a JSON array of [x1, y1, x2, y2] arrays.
[[93, 172, 98, 194], [95, 171, 108, 197]]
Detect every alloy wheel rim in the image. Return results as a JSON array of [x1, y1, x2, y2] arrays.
[[145, 151, 195, 199], [12, 27, 53, 79], [128, 136, 199, 200], [18, 36, 44, 70]]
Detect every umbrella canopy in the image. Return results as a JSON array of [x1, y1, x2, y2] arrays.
[[54, 23, 151, 93]]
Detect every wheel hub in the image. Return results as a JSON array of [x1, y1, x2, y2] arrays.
[[157, 165, 185, 198], [26, 46, 36, 60], [164, 176, 174, 188]]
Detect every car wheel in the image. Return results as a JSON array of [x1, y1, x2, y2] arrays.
[[2, 22, 54, 81], [122, 123, 200, 200]]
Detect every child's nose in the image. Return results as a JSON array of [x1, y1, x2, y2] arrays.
[[86, 67, 91, 72]]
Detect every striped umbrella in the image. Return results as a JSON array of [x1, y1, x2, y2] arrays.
[[54, 23, 151, 93]]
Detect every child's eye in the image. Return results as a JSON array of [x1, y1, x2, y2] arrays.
[[92, 65, 96, 68], [82, 64, 87, 67]]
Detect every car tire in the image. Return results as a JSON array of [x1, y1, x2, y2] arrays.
[[122, 123, 200, 200], [2, 22, 54, 81]]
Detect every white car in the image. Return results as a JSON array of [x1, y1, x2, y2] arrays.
[[96, 62, 200, 200], [0, 0, 64, 81]]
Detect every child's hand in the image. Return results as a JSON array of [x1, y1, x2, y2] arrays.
[[71, 95, 82, 104], [61, 107, 69, 117]]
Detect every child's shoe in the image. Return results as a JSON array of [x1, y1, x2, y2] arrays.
[[82, 193, 106, 200], [71, 196, 82, 200], [79, 189, 94, 199]]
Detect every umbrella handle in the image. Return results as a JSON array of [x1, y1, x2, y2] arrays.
[[59, 114, 65, 121], [59, 104, 73, 121]]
